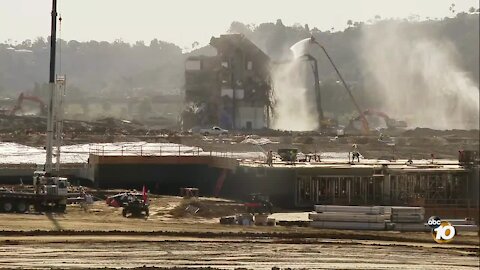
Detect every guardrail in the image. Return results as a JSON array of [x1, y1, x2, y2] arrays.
[[88, 144, 255, 159], [0, 163, 86, 170]]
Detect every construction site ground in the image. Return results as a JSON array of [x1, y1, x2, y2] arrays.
[[0, 195, 478, 269], [1, 115, 478, 160], [0, 116, 479, 269]]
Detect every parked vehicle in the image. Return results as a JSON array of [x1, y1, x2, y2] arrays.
[[106, 192, 142, 207], [244, 193, 273, 214], [121, 194, 149, 217], [0, 171, 69, 213], [199, 126, 228, 136]]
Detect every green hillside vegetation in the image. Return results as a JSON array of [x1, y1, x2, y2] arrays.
[[0, 10, 477, 120]]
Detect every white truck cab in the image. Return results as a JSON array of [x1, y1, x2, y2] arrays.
[[33, 171, 69, 196]]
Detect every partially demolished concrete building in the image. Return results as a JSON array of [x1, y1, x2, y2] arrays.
[[183, 34, 272, 130]]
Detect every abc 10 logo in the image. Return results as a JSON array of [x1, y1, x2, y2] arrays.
[[427, 216, 455, 243]]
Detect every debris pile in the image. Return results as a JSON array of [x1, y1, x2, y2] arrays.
[[0, 115, 149, 136], [169, 198, 243, 218], [219, 213, 276, 226], [240, 136, 275, 145]]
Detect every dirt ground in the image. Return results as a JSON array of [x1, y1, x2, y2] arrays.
[[0, 236, 478, 269], [1, 116, 478, 160], [184, 130, 479, 160], [0, 196, 478, 269]]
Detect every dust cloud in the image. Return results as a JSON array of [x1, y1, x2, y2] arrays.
[[271, 38, 319, 131], [360, 22, 479, 130]]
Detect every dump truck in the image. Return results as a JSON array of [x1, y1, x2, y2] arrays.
[[0, 171, 69, 213]]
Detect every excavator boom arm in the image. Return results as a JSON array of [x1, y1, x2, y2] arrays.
[[9, 93, 47, 116], [317, 45, 369, 133]]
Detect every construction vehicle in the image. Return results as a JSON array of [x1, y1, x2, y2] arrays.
[[200, 126, 229, 136], [294, 37, 369, 134], [0, 1, 71, 214], [277, 148, 298, 164], [9, 92, 47, 116], [347, 109, 407, 132], [106, 191, 143, 207], [0, 171, 69, 213], [244, 193, 273, 214], [121, 194, 149, 217]]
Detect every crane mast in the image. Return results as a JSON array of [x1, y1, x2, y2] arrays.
[[46, 0, 57, 173]]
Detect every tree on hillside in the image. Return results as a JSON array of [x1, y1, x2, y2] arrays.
[[228, 21, 253, 35]]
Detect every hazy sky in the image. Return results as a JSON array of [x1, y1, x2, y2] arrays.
[[1, 0, 478, 49]]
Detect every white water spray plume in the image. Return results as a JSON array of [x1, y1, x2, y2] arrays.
[[272, 38, 319, 131], [360, 22, 479, 130]]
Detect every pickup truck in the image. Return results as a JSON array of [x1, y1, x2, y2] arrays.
[[200, 126, 228, 136]]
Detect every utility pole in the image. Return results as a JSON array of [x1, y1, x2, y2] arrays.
[[46, 0, 57, 173]]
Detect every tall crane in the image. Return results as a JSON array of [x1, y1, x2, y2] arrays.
[[0, 0, 71, 214], [292, 37, 370, 134], [45, 0, 58, 173], [308, 36, 369, 134]]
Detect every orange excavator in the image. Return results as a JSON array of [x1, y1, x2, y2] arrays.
[[9, 92, 47, 116]]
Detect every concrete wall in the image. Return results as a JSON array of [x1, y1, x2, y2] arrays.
[[467, 165, 479, 210], [95, 163, 221, 195], [221, 166, 296, 208], [90, 156, 294, 207], [236, 106, 265, 130], [87, 155, 478, 212]]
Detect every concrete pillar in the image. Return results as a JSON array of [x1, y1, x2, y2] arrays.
[[383, 174, 391, 205]]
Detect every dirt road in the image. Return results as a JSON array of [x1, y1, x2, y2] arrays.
[[0, 236, 479, 269], [0, 235, 478, 269]]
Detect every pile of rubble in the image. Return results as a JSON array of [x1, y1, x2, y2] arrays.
[[0, 115, 181, 146], [170, 197, 244, 218], [0, 115, 149, 135]]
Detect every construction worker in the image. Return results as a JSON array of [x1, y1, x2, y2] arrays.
[[352, 144, 360, 162], [79, 186, 88, 211], [266, 150, 273, 167]]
